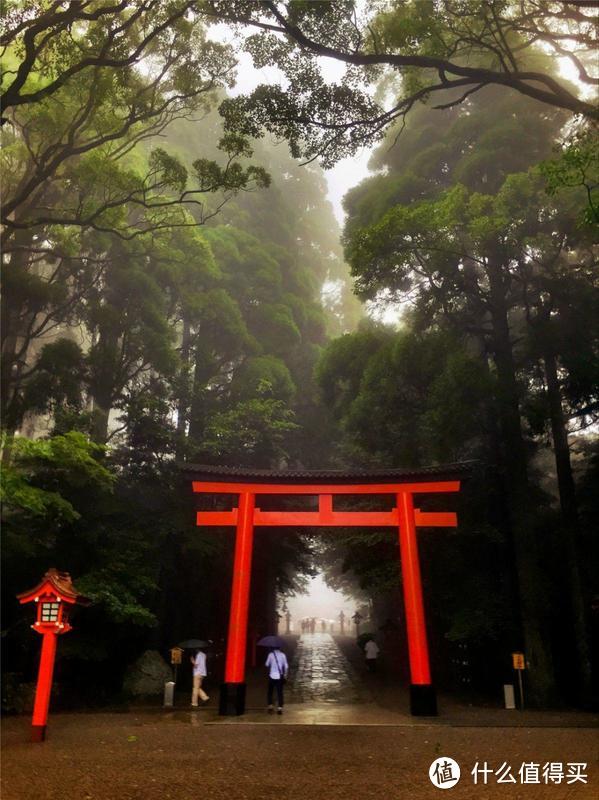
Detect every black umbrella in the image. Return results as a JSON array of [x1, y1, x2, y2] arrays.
[[178, 639, 211, 649], [257, 635, 285, 648]]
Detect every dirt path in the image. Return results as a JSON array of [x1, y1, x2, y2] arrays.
[[2, 712, 597, 800]]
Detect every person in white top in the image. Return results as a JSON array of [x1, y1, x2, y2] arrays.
[[265, 647, 288, 714], [364, 638, 380, 673], [191, 649, 209, 706]]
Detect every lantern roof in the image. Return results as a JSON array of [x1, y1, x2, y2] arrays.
[[17, 569, 91, 606]]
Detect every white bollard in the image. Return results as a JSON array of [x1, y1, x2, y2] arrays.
[[503, 683, 516, 709], [163, 680, 175, 708]]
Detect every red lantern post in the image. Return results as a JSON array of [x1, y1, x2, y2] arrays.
[[17, 569, 90, 742]]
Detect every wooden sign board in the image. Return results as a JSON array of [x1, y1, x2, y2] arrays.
[[512, 652, 525, 670], [170, 647, 183, 665]]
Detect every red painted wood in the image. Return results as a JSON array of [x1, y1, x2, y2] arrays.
[[193, 480, 460, 496], [414, 510, 457, 527], [397, 491, 431, 685], [224, 492, 255, 684], [253, 509, 399, 526], [194, 477, 461, 697], [196, 510, 238, 526], [31, 632, 57, 736], [196, 508, 457, 528], [319, 494, 333, 524]]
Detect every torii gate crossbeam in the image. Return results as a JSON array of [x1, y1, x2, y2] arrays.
[[188, 465, 471, 717]]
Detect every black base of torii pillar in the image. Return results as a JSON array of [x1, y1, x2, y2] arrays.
[[219, 682, 246, 716], [410, 684, 438, 716]]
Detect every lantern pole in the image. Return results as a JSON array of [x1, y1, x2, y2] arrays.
[[31, 631, 58, 742]]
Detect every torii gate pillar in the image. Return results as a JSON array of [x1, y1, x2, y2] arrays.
[[219, 492, 254, 715], [398, 490, 436, 714]]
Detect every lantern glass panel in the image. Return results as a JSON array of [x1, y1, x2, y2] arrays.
[[41, 602, 60, 622]]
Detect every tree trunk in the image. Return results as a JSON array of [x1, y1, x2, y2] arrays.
[[543, 348, 592, 701], [175, 317, 192, 460], [89, 326, 119, 445], [187, 342, 214, 445], [1, 229, 34, 430], [487, 261, 556, 705], [265, 543, 279, 635], [90, 394, 112, 445]]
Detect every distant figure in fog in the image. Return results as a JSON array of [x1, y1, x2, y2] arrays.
[[364, 638, 380, 673], [266, 647, 288, 715], [321, 619, 326, 633]]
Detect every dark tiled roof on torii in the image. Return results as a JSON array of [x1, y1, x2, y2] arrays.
[[181, 461, 476, 485]]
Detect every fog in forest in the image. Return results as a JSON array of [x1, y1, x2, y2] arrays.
[[285, 575, 357, 626]]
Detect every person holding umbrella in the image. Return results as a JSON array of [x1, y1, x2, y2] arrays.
[[190, 647, 209, 706], [178, 639, 211, 707], [258, 635, 288, 715]]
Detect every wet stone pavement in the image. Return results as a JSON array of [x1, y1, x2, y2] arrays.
[[288, 633, 369, 704]]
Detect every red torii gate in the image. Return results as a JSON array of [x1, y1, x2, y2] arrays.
[[187, 464, 470, 716]]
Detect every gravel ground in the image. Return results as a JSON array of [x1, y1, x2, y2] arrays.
[[2, 712, 597, 800]]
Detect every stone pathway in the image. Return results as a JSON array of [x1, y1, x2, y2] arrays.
[[288, 633, 367, 704]]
